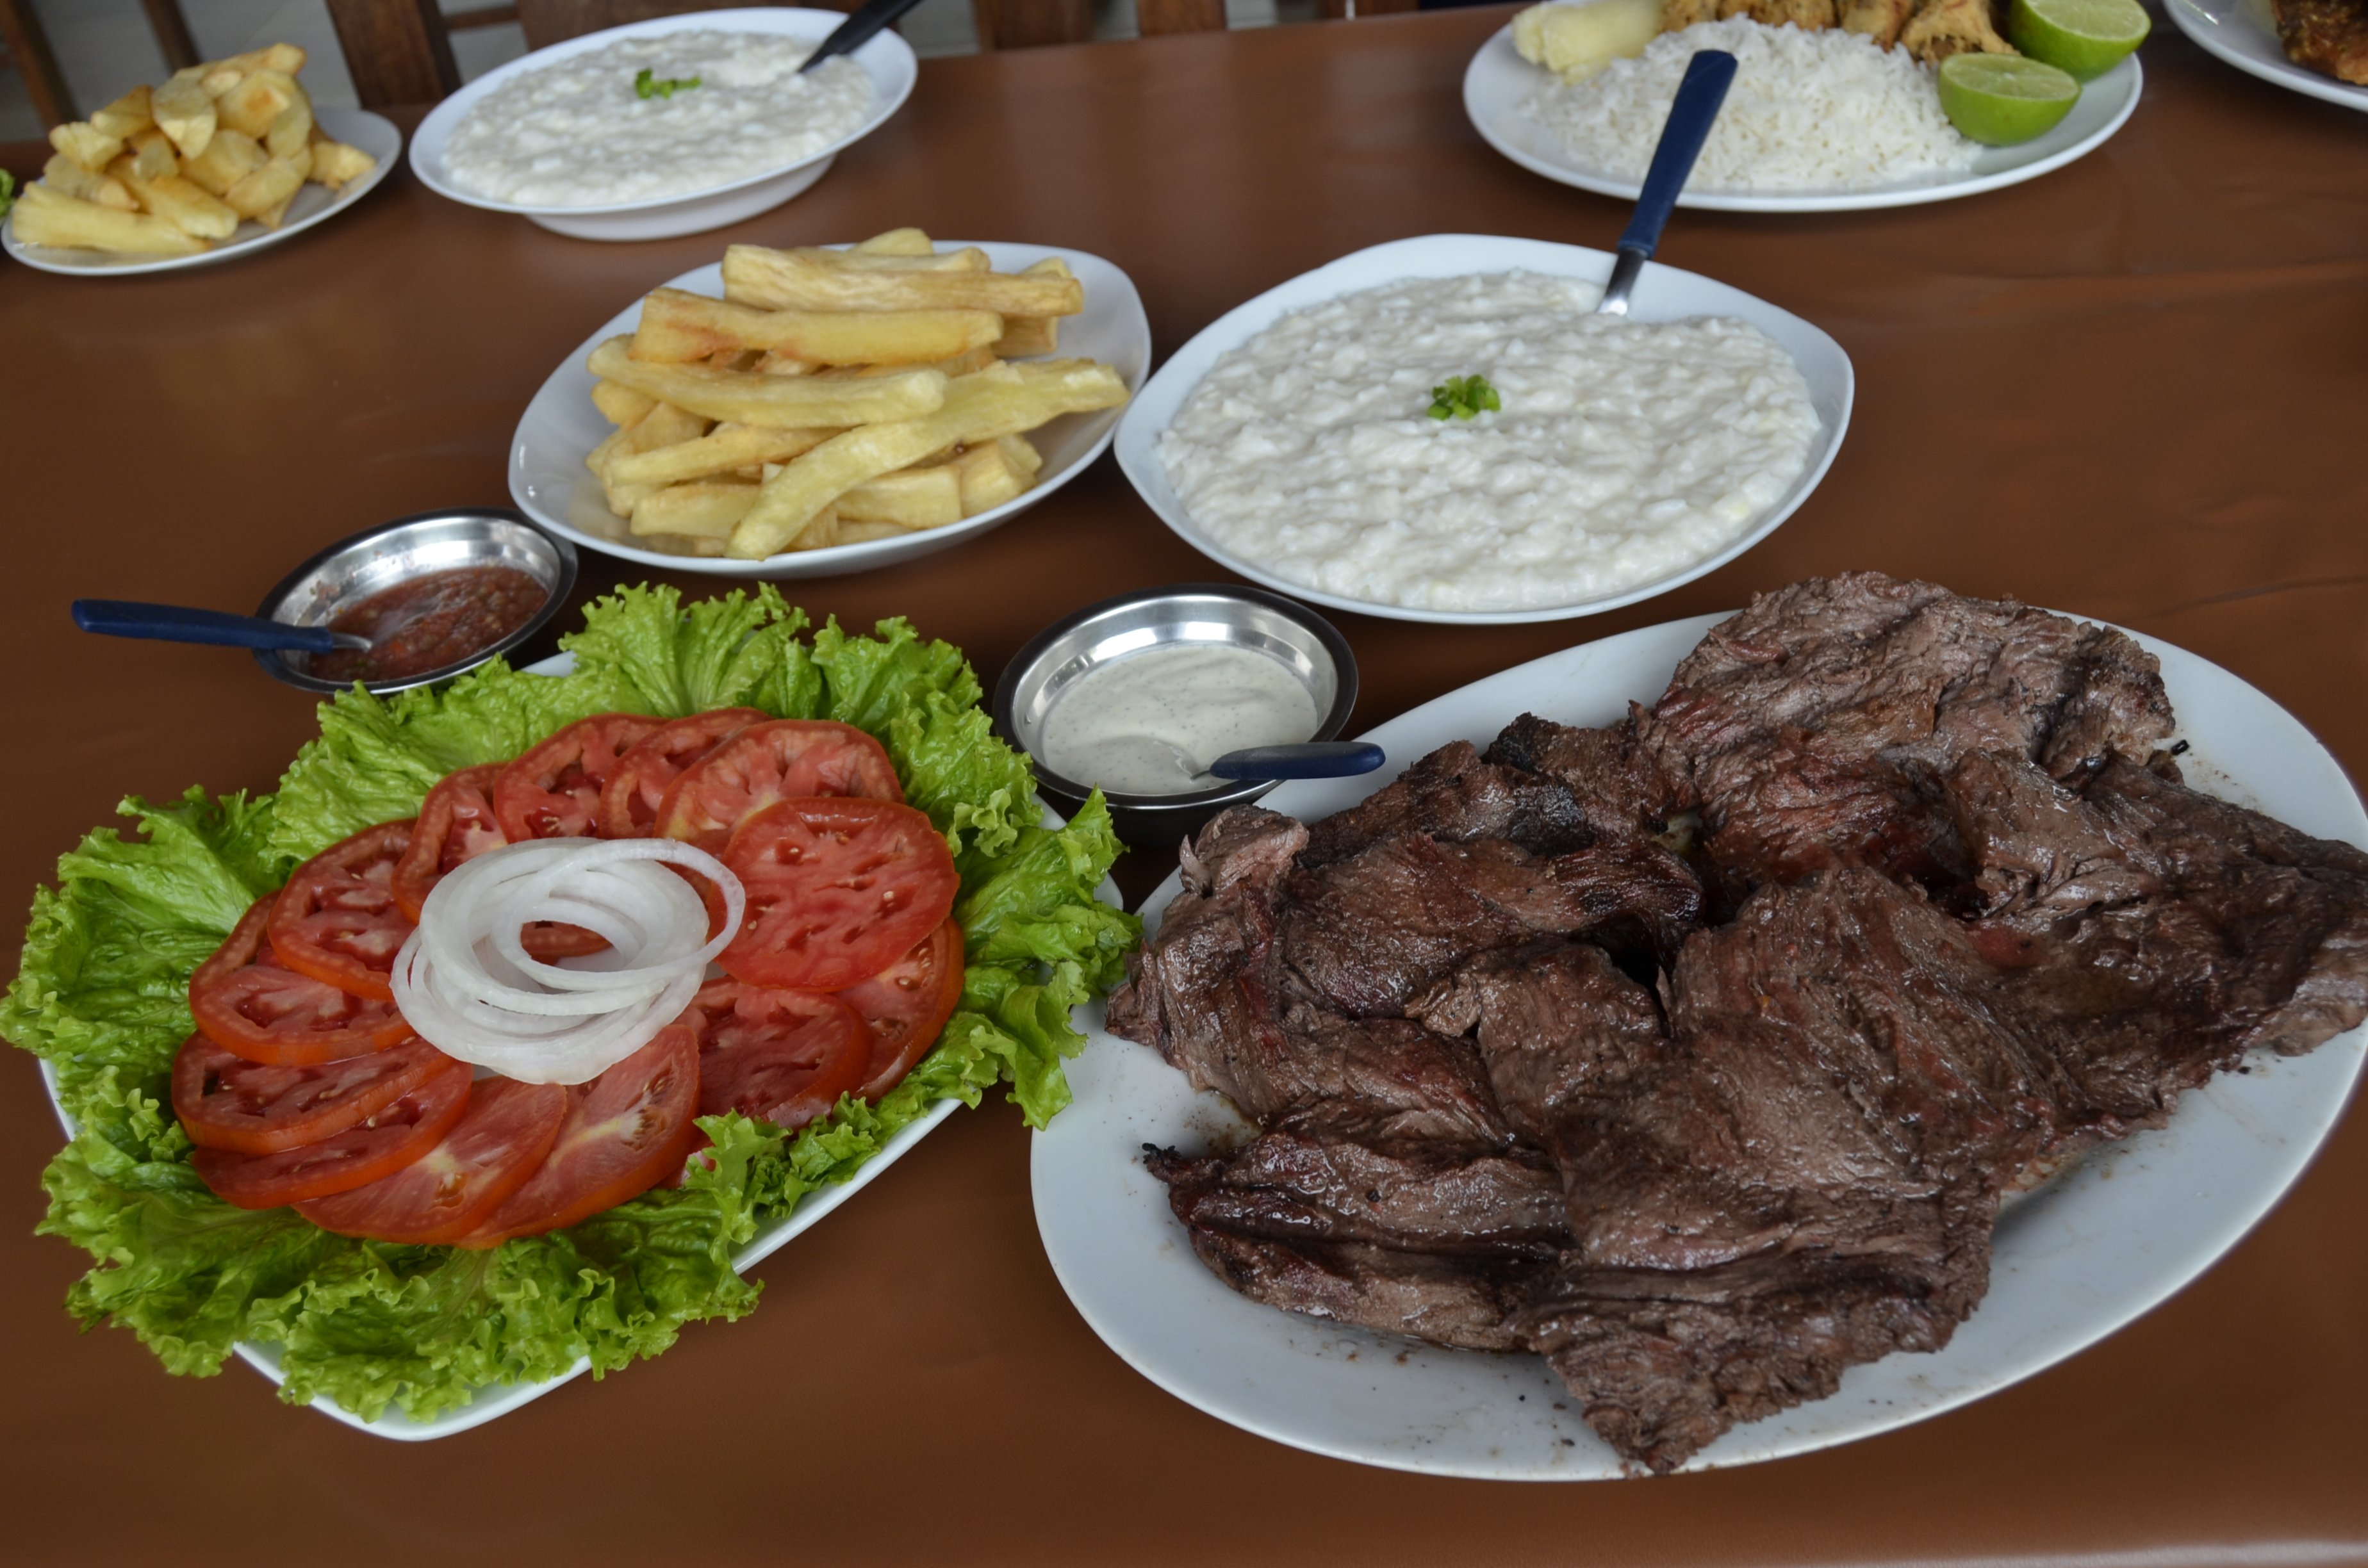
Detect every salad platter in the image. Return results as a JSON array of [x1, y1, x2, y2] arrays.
[[6, 587, 1134, 1434]]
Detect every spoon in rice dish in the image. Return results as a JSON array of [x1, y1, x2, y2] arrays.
[[1597, 49, 1737, 316]]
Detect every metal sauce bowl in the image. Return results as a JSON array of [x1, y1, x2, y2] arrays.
[[993, 584, 1358, 849], [254, 509, 579, 696]]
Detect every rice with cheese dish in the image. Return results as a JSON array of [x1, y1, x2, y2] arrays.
[[445, 31, 873, 208], [1156, 270, 1821, 615]]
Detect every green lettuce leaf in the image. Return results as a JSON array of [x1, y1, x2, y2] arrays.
[[5, 584, 1135, 1422]]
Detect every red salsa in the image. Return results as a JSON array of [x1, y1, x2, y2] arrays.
[[309, 566, 548, 685]]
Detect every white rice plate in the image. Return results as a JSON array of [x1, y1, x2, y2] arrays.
[[1522, 17, 1981, 192]]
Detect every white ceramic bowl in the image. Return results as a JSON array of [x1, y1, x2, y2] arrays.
[[1113, 233, 1854, 627], [407, 8, 917, 241], [509, 241, 1151, 577]]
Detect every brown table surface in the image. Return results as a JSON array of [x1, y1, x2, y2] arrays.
[[6, 8, 2367, 1564]]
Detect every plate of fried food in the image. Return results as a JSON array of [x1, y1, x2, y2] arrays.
[[2166, 0, 2368, 109], [509, 229, 1146, 575], [1, 43, 392, 275], [1039, 575, 2368, 1477], [1467, 3, 2141, 212]]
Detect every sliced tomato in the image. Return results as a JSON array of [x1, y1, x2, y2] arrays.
[[493, 713, 666, 842], [393, 762, 604, 959], [190, 896, 415, 1066], [682, 979, 868, 1131], [190, 1059, 471, 1209], [173, 1033, 457, 1156], [456, 1026, 703, 1248], [717, 797, 958, 991], [295, 1076, 570, 1244], [841, 918, 966, 1101], [654, 720, 903, 854], [268, 821, 416, 1002], [596, 708, 771, 840]]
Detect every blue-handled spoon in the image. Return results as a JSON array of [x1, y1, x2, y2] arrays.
[[1207, 742, 1386, 782], [72, 600, 365, 655], [1597, 49, 1738, 318]]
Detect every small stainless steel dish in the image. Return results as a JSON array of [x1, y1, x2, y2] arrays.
[[254, 509, 578, 696], [993, 584, 1358, 850]]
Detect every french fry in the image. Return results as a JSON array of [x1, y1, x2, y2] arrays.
[[152, 75, 217, 158], [953, 438, 1037, 516], [180, 128, 267, 197], [10, 181, 208, 256], [630, 482, 761, 540], [996, 259, 1075, 355], [89, 85, 154, 139], [112, 160, 240, 240], [586, 337, 949, 429], [836, 519, 912, 544], [40, 154, 137, 211], [727, 359, 1127, 557], [721, 245, 1083, 316], [253, 191, 297, 230], [127, 127, 179, 183], [307, 139, 377, 190], [813, 344, 999, 382], [211, 43, 307, 83], [608, 423, 838, 489], [266, 101, 313, 161], [217, 70, 305, 140], [591, 379, 659, 427], [789, 505, 843, 552], [630, 288, 1004, 367], [49, 122, 124, 175], [629, 402, 711, 450], [754, 352, 818, 376], [222, 154, 308, 222], [852, 227, 936, 256], [1001, 432, 1044, 475], [837, 464, 964, 528]]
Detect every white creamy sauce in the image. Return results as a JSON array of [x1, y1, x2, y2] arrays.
[[1156, 271, 1822, 614], [1039, 644, 1320, 796], [445, 31, 873, 207]]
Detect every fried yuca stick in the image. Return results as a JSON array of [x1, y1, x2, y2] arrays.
[[630, 288, 1003, 366], [721, 245, 1084, 318], [727, 360, 1127, 558], [587, 337, 947, 429], [608, 422, 839, 489], [12, 180, 208, 254], [851, 227, 935, 256], [630, 481, 760, 539]]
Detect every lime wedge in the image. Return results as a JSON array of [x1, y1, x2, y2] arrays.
[[1936, 53, 2082, 145], [2009, 0, 2150, 79]]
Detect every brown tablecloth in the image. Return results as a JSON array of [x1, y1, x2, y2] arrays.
[[4, 9, 2365, 1562]]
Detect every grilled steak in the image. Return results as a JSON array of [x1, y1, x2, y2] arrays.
[[1115, 576, 2368, 1474]]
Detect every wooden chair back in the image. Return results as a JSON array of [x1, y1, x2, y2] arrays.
[[2, 0, 202, 128]]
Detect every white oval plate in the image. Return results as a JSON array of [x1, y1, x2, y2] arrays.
[[2, 107, 402, 277], [511, 241, 1150, 578], [1464, 23, 2142, 212], [2166, 0, 2368, 111], [1032, 613, 2368, 1478], [1112, 233, 1852, 626], [408, 7, 917, 241]]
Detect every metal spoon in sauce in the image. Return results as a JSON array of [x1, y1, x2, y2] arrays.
[[1206, 742, 1387, 782], [1595, 50, 1738, 318], [71, 600, 368, 656]]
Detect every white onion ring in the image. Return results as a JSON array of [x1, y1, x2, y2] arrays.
[[390, 837, 744, 1084]]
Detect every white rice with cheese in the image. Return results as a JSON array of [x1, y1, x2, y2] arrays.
[[445, 31, 873, 208], [1156, 270, 1822, 615], [1523, 17, 1980, 193]]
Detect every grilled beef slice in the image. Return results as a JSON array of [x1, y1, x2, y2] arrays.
[[1640, 573, 2173, 893], [1281, 832, 1704, 1018], [1299, 740, 1595, 867]]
